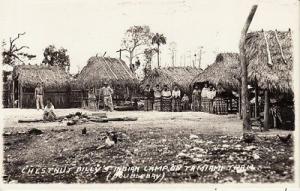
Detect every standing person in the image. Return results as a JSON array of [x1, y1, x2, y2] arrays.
[[192, 85, 201, 111], [161, 85, 172, 112], [207, 85, 216, 113], [172, 85, 181, 112], [143, 84, 154, 111], [213, 86, 228, 115], [181, 94, 190, 111], [88, 88, 97, 110], [201, 83, 209, 112], [43, 99, 56, 122], [100, 82, 114, 112], [35, 82, 44, 110], [153, 84, 162, 111]]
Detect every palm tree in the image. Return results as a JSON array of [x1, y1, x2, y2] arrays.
[[152, 33, 166, 68]]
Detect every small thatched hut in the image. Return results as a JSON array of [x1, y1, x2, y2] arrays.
[[192, 53, 240, 89], [141, 67, 203, 93], [77, 56, 137, 89], [12, 64, 71, 108], [75, 56, 138, 105]]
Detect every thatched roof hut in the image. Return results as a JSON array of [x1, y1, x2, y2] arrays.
[[141, 67, 202, 92], [11, 64, 71, 108], [76, 56, 138, 89], [245, 30, 293, 93], [192, 53, 240, 89], [192, 30, 293, 93], [12, 64, 70, 89]]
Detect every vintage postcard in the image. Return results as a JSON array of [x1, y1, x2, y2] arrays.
[[0, 0, 299, 190]]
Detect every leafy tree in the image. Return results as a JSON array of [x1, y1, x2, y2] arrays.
[[121, 25, 153, 72], [152, 33, 166, 68], [42, 45, 70, 72], [1, 32, 36, 65]]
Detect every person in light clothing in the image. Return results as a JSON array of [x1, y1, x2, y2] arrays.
[[100, 82, 114, 112], [181, 94, 190, 111], [153, 84, 162, 111], [172, 85, 181, 112], [43, 99, 56, 121], [201, 83, 209, 98], [161, 85, 172, 112], [35, 82, 44, 110], [201, 83, 209, 112], [207, 86, 216, 113]]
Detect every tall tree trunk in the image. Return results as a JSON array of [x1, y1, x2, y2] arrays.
[[129, 51, 133, 66], [239, 5, 258, 131], [129, 51, 134, 72], [239, 86, 242, 119], [157, 44, 160, 68], [264, 90, 270, 131]]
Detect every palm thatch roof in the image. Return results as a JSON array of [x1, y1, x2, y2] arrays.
[[76, 56, 138, 89], [246, 30, 293, 93], [192, 53, 240, 89], [12, 64, 70, 89], [141, 67, 203, 92]]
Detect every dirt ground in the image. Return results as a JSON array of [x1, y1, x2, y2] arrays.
[[2, 108, 295, 183], [4, 108, 243, 135]]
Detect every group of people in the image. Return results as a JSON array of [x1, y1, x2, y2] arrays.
[[143, 84, 190, 112], [143, 83, 228, 115], [192, 83, 228, 114], [192, 84, 216, 113], [35, 82, 115, 122], [86, 82, 114, 111], [36, 80, 228, 122]]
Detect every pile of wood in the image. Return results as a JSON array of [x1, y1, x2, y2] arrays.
[[18, 112, 138, 126]]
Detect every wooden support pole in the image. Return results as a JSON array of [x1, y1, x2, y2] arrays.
[[239, 87, 242, 119], [18, 83, 22, 108], [12, 80, 15, 108], [273, 114, 277, 129], [254, 82, 259, 118], [264, 90, 270, 131]]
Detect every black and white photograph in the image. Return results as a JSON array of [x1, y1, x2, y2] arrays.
[[0, 0, 299, 189]]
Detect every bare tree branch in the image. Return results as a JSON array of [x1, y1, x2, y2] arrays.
[[12, 45, 29, 52], [11, 53, 25, 63], [10, 32, 26, 46]]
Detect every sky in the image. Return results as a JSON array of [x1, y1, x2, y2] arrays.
[[0, 0, 298, 74]]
